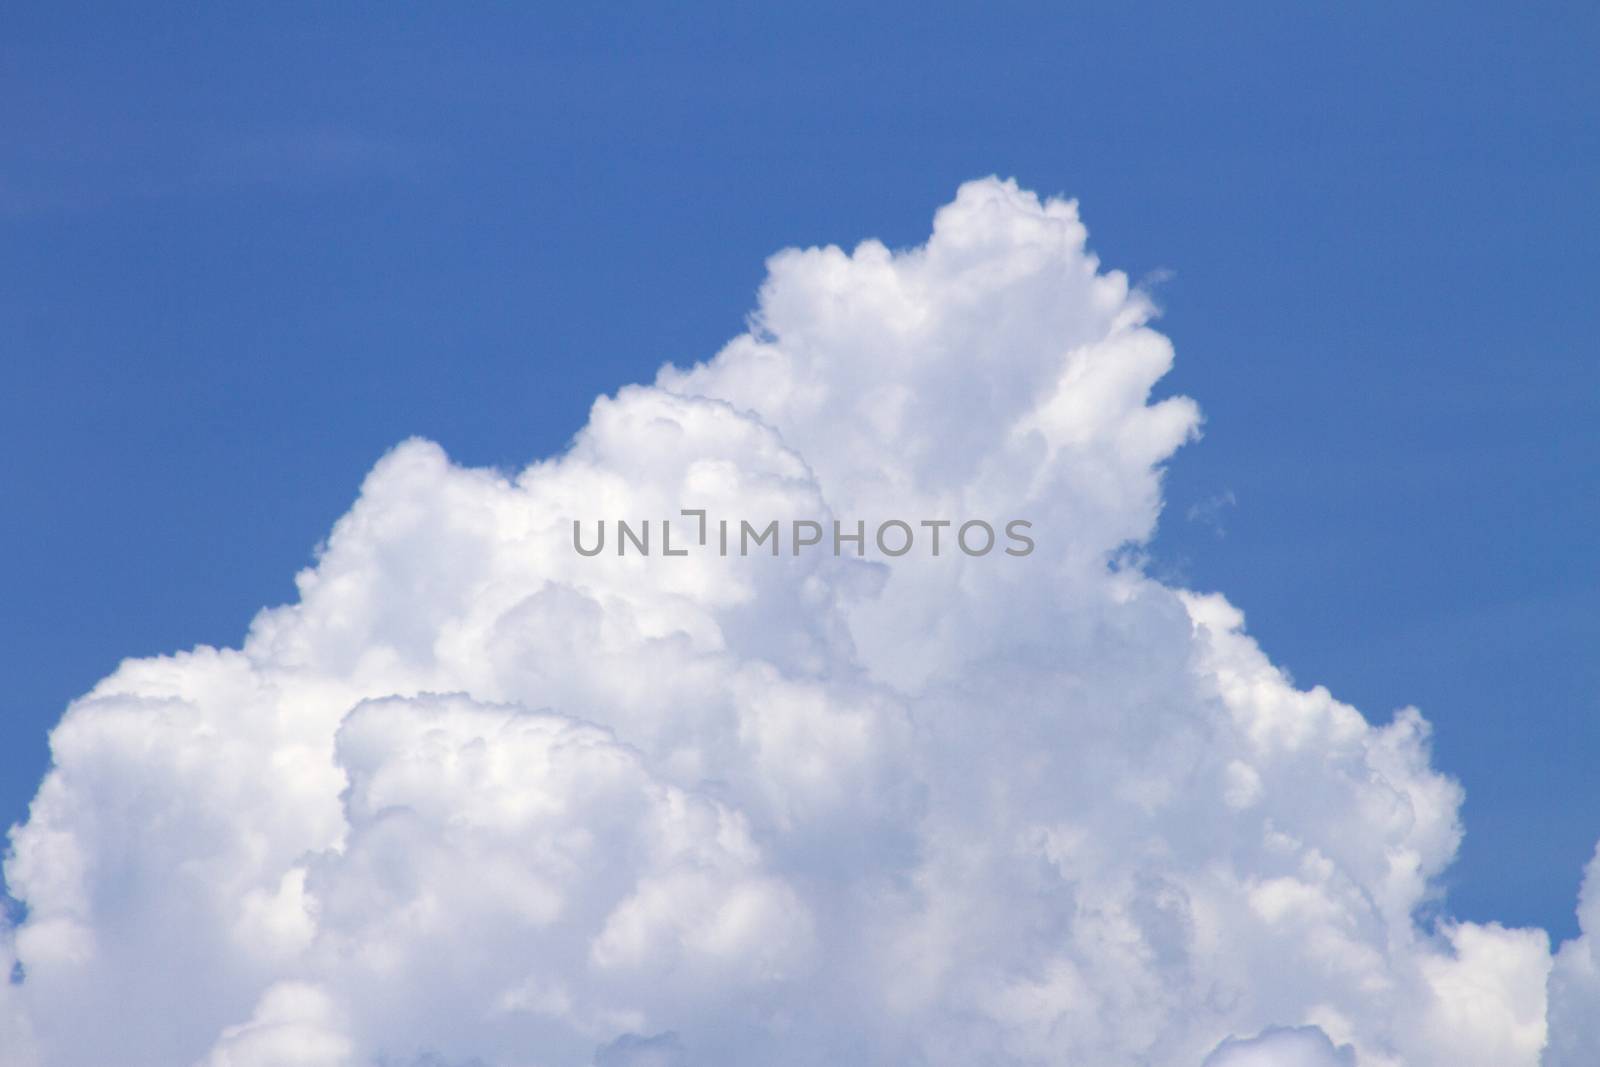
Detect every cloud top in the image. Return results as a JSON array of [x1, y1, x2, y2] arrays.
[[0, 178, 1584, 1065]]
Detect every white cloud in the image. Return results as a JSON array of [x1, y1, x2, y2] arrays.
[[200, 982, 354, 1067], [0, 177, 1585, 1064], [1201, 1025, 1354, 1067], [1546, 845, 1600, 1065]]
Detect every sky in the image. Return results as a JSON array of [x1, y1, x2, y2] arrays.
[[0, 0, 1595, 999]]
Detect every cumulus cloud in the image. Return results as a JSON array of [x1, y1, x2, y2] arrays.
[[1545, 846, 1600, 1064], [1201, 1025, 1354, 1067], [0, 177, 1586, 1064]]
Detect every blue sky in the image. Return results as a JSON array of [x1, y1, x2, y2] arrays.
[[2, 1, 1596, 945]]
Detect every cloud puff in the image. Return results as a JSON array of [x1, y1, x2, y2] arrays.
[[1201, 1025, 1354, 1067], [1545, 846, 1600, 1065], [0, 178, 1584, 1064]]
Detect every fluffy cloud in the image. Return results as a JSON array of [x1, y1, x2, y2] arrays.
[[0, 178, 1586, 1064], [1545, 846, 1600, 1064], [1201, 1025, 1354, 1067]]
